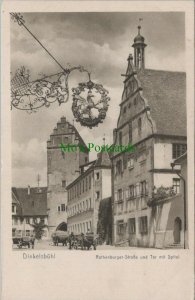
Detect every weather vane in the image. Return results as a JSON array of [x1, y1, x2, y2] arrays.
[[10, 13, 110, 129]]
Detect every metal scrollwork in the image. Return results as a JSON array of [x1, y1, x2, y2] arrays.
[[11, 67, 70, 113], [72, 79, 110, 129], [10, 12, 111, 127]]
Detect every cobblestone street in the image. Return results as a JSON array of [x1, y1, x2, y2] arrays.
[[13, 239, 166, 251]]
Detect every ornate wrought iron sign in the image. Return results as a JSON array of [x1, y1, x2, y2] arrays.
[[10, 13, 110, 128], [72, 78, 110, 128]]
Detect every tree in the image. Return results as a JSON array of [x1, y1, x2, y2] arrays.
[[97, 197, 112, 244], [31, 221, 48, 240]]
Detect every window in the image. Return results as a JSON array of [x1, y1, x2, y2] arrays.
[[127, 157, 134, 169], [117, 220, 125, 235], [89, 198, 91, 209], [116, 160, 123, 175], [32, 200, 34, 207], [95, 191, 100, 200], [83, 180, 84, 193], [136, 183, 140, 197], [129, 122, 132, 143], [40, 218, 45, 224], [129, 185, 135, 199], [86, 177, 88, 191], [57, 206, 61, 212], [85, 157, 88, 163], [139, 216, 148, 234], [95, 172, 100, 180], [172, 144, 187, 159], [12, 204, 16, 214], [118, 189, 123, 202], [138, 118, 142, 135], [123, 106, 127, 114], [26, 230, 30, 236], [89, 176, 91, 189], [62, 180, 66, 188], [61, 204, 66, 211], [173, 178, 180, 194], [26, 217, 30, 224], [119, 131, 122, 145], [128, 218, 136, 234], [140, 181, 147, 196]]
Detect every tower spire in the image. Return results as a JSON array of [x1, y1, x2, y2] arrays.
[[132, 25, 147, 70]]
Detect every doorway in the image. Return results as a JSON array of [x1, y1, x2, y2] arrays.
[[173, 217, 182, 244]]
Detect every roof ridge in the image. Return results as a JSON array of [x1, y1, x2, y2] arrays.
[[139, 68, 186, 74]]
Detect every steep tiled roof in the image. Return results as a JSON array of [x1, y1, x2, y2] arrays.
[[137, 69, 186, 136], [12, 188, 22, 215], [94, 151, 111, 167], [67, 152, 111, 189], [13, 187, 47, 216]]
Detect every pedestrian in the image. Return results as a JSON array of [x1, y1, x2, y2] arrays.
[[30, 233, 35, 249]]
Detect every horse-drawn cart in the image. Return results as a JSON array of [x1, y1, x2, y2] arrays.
[[68, 232, 97, 250], [13, 236, 33, 249]]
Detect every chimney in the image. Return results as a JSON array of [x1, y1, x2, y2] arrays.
[[28, 185, 30, 195]]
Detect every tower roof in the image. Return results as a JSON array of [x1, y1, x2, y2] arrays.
[[94, 151, 111, 168], [132, 26, 146, 47]]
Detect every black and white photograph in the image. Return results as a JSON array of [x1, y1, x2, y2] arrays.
[[10, 10, 189, 251]]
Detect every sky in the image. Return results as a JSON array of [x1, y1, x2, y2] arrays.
[[11, 12, 185, 187]]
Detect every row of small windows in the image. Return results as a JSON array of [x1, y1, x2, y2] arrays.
[[116, 181, 148, 202], [115, 179, 180, 202], [52, 135, 69, 145], [69, 221, 92, 235], [118, 123, 133, 145], [117, 216, 148, 235], [68, 198, 92, 217], [12, 217, 45, 225], [68, 175, 92, 201], [122, 97, 139, 115], [114, 143, 187, 176], [57, 204, 67, 212], [12, 229, 34, 237], [115, 157, 134, 175], [118, 118, 141, 145]]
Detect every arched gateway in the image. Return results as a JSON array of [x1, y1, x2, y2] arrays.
[[56, 222, 67, 231]]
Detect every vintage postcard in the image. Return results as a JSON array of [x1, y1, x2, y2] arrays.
[[1, 1, 194, 300]]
